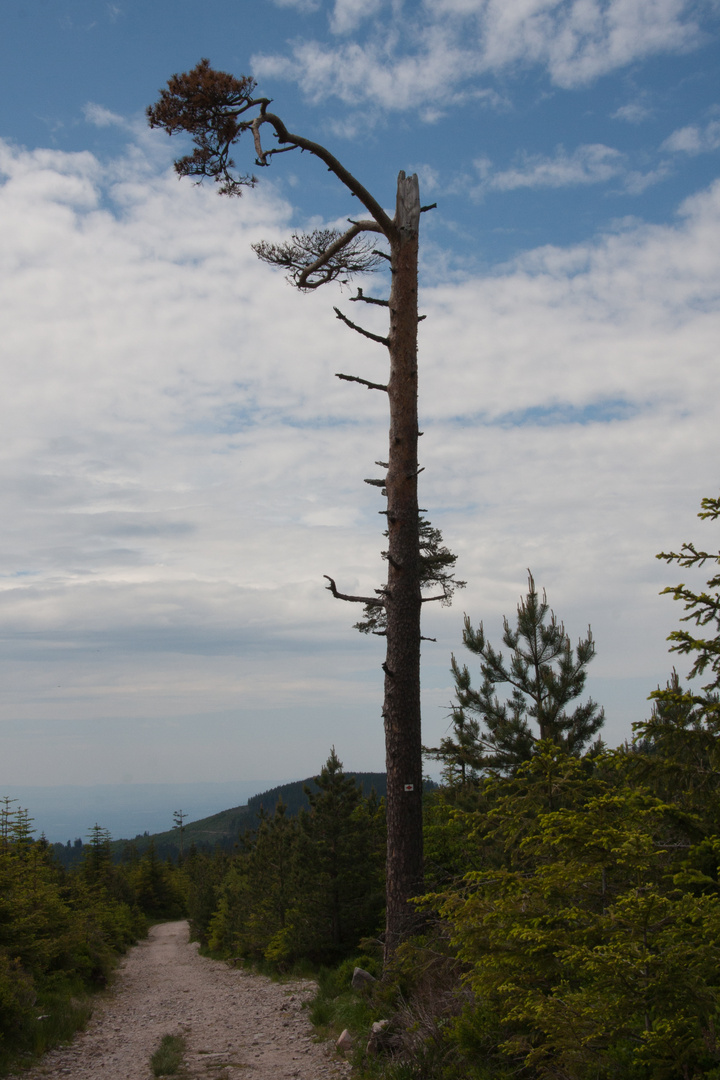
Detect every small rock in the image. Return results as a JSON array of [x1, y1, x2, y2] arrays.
[[366, 1019, 392, 1056], [336, 1029, 353, 1052], [351, 967, 376, 990]]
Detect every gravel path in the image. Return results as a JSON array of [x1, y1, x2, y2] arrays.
[[15, 921, 352, 1080]]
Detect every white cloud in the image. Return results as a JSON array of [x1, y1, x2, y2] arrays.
[[462, 143, 671, 196], [410, 163, 442, 194], [83, 102, 128, 128], [330, 0, 385, 34], [0, 135, 719, 781], [254, 34, 469, 111], [622, 163, 672, 193], [252, 0, 704, 111], [612, 101, 652, 123], [662, 117, 720, 154], [269, 0, 321, 10], [480, 142, 625, 190], [421, 179, 720, 425]]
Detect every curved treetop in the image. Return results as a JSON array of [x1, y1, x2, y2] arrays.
[[147, 58, 396, 275]]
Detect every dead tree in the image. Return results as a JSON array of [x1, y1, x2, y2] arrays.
[[148, 59, 457, 960]]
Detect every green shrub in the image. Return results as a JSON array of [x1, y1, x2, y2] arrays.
[[0, 952, 36, 1039], [150, 1033, 186, 1076], [308, 953, 382, 1046]]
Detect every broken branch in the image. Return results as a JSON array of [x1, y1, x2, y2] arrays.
[[333, 307, 390, 346], [324, 576, 386, 605], [336, 373, 388, 392], [350, 288, 390, 308]]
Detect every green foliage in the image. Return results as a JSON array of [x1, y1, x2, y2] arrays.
[[654, 494, 720, 698], [0, 953, 36, 1043], [0, 801, 162, 1074], [425, 741, 610, 893], [425, 709, 485, 787], [247, 771, 388, 817], [207, 802, 298, 959], [205, 750, 385, 968], [415, 750, 720, 1079], [89, 771, 389, 867], [422, 788, 489, 890], [440, 572, 604, 777], [150, 1033, 186, 1076], [631, 671, 720, 822], [287, 749, 385, 964], [354, 518, 465, 636], [309, 955, 380, 1035], [82, 823, 113, 886], [632, 495, 720, 823], [182, 847, 229, 945], [130, 841, 185, 919]]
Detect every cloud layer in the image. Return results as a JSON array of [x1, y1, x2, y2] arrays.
[[256, 0, 705, 110], [0, 131, 719, 783]]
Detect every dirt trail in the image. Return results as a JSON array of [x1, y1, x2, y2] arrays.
[[16, 921, 352, 1080]]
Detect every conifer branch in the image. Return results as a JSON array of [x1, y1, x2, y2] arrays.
[[254, 225, 385, 290]]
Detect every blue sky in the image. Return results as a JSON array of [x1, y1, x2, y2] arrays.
[[0, 0, 719, 796]]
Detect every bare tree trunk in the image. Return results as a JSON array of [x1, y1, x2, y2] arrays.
[[382, 172, 423, 961]]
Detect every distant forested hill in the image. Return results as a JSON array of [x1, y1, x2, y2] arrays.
[[247, 771, 388, 817], [52, 771, 408, 866]]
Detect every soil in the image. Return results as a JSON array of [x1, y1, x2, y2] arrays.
[[14, 921, 353, 1080]]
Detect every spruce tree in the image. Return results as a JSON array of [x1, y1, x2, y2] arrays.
[[446, 572, 604, 774], [209, 801, 299, 961], [424, 708, 485, 787], [289, 749, 385, 962], [82, 824, 113, 886], [650, 493, 720, 718], [633, 495, 720, 817]]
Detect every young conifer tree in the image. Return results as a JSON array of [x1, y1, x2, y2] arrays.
[[632, 495, 720, 814], [290, 749, 384, 962], [147, 60, 463, 959], [651, 494, 720, 718], [446, 572, 604, 775]]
